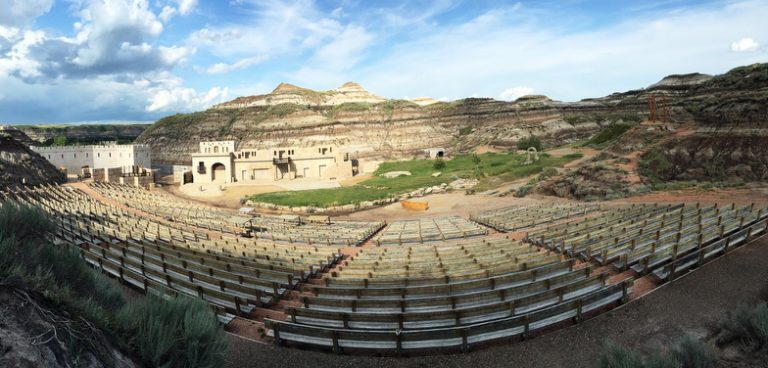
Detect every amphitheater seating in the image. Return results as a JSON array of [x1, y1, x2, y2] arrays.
[[89, 182, 385, 246], [470, 204, 598, 232], [265, 234, 633, 353], [5, 184, 766, 354], [5, 184, 341, 322], [374, 216, 488, 246], [528, 202, 768, 278], [267, 279, 629, 353]]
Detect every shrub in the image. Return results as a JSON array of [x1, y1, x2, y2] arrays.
[[583, 123, 633, 148], [718, 302, 768, 351], [517, 135, 543, 151], [670, 336, 717, 368], [638, 148, 673, 182], [0, 202, 54, 242], [52, 136, 68, 146], [118, 295, 227, 368], [433, 158, 446, 170], [597, 342, 645, 368], [598, 337, 716, 368], [643, 354, 680, 368], [539, 167, 559, 180], [458, 126, 472, 136], [514, 185, 533, 198]]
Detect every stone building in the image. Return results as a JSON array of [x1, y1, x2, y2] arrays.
[[190, 141, 353, 184], [31, 142, 152, 175]]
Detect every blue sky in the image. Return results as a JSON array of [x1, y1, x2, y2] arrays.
[[0, 0, 766, 124]]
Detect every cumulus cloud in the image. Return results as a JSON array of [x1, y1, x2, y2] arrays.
[[159, 6, 177, 22], [207, 55, 268, 74], [500, 86, 535, 101], [160, 0, 197, 22], [0, 0, 194, 81], [175, 0, 198, 15], [730, 37, 759, 52], [0, 0, 54, 27], [0, 29, 45, 78], [146, 85, 229, 112]]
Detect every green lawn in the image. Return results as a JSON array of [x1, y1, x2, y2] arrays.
[[248, 152, 582, 208]]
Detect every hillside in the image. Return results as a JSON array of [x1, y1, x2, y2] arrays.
[[136, 64, 768, 168], [0, 135, 65, 188], [17, 124, 150, 145]]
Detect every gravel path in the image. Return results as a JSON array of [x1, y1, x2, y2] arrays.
[[225, 236, 768, 368]]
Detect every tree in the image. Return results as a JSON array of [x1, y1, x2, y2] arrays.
[[52, 136, 68, 146], [517, 135, 542, 151]]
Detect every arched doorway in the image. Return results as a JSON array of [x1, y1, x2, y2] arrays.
[[211, 163, 227, 183]]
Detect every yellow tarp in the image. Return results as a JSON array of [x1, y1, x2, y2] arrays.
[[401, 200, 429, 211]]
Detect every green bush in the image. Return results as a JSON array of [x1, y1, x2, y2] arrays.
[[118, 295, 227, 368], [598, 337, 716, 368], [517, 135, 543, 151], [0, 202, 54, 242], [583, 123, 633, 148], [0, 203, 125, 326], [597, 342, 645, 368], [638, 148, 673, 182], [539, 167, 559, 180], [433, 158, 446, 170], [0, 202, 227, 367], [670, 336, 717, 368], [514, 184, 533, 198], [718, 302, 768, 351]]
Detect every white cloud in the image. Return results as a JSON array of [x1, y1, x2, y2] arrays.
[[500, 86, 535, 101], [207, 55, 268, 74], [72, 0, 165, 68], [188, 0, 343, 58], [313, 25, 373, 70], [0, 29, 45, 78], [146, 85, 229, 112], [161, 0, 197, 22], [159, 6, 177, 22], [0, 0, 194, 80], [0, 0, 53, 27], [175, 0, 197, 15], [355, 1, 768, 102], [730, 37, 759, 52]]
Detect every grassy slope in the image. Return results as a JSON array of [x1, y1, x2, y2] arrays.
[[249, 152, 581, 207]]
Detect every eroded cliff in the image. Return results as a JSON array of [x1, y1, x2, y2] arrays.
[[136, 64, 768, 167]]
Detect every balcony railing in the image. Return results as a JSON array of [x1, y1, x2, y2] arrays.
[[273, 157, 291, 165]]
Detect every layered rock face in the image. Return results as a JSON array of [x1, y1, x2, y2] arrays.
[[18, 124, 149, 144], [214, 82, 387, 109], [137, 64, 768, 167], [0, 135, 66, 188]]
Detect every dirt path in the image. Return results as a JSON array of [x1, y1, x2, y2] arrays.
[[340, 192, 575, 222], [225, 236, 768, 368], [161, 183, 284, 210]]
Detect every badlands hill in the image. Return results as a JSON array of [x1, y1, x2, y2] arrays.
[[0, 130, 66, 187], [17, 123, 150, 145], [136, 64, 768, 170]]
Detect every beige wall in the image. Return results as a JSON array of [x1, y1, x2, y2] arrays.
[[189, 142, 353, 184], [31, 143, 151, 174]]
